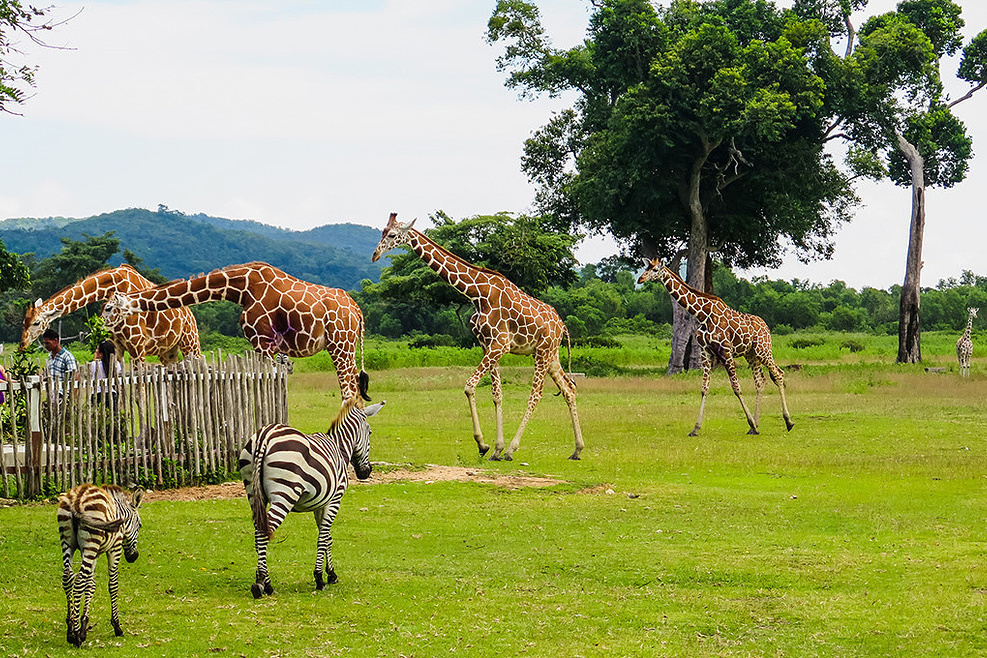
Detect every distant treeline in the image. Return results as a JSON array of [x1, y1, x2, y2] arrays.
[[350, 265, 987, 346]]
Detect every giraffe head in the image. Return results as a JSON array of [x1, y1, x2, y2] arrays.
[[20, 298, 59, 350], [371, 212, 416, 262], [969, 307, 979, 319], [102, 293, 141, 331], [637, 259, 668, 285]]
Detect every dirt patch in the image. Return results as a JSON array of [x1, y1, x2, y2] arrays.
[[143, 465, 563, 503]]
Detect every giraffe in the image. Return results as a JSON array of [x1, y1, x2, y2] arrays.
[[372, 213, 583, 461], [956, 307, 978, 376], [638, 258, 793, 436], [20, 265, 200, 365], [102, 262, 370, 402]]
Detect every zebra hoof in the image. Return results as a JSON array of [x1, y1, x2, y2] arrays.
[[251, 582, 265, 599], [67, 628, 79, 646], [315, 572, 324, 590], [264, 582, 274, 595], [326, 570, 338, 585], [113, 620, 124, 637]]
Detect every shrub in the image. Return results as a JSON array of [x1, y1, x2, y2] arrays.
[[573, 335, 621, 348], [840, 339, 865, 353], [408, 334, 459, 349], [790, 336, 826, 349]]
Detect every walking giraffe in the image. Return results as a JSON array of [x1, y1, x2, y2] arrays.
[[102, 262, 370, 402], [21, 265, 200, 364], [638, 258, 793, 436], [372, 213, 583, 460], [957, 307, 978, 376]]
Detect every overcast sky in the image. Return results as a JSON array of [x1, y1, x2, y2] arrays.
[[3, 0, 986, 290]]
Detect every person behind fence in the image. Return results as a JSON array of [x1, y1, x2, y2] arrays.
[[42, 328, 77, 395], [90, 340, 121, 405]]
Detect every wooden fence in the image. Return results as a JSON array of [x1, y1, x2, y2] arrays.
[[0, 351, 289, 500]]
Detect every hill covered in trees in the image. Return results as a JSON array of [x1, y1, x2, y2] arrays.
[[0, 206, 384, 289]]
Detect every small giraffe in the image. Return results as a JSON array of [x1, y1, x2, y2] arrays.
[[102, 262, 369, 401], [957, 307, 978, 376], [21, 265, 200, 365], [372, 213, 583, 460], [638, 259, 793, 436]]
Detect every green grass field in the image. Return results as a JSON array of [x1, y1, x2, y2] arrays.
[[2, 333, 986, 656]]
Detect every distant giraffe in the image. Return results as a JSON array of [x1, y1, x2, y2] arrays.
[[102, 262, 369, 402], [21, 265, 200, 365], [372, 213, 583, 460], [638, 259, 793, 436], [957, 307, 978, 376]]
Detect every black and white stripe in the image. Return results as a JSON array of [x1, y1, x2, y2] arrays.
[[239, 398, 385, 598], [57, 483, 144, 646]]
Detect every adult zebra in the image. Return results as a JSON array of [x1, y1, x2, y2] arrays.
[[239, 397, 385, 598], [57, 484, 144, 647]]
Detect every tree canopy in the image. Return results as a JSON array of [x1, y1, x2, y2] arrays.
[[487, 0, 860, 370]]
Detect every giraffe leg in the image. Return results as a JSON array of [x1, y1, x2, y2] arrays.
[[766, 360, 794, 431], [722, 352, 758, 434], [689, 351, 713, 437], [750, 361, 766, 428], [497, 354, 550, 461], [490, 365, 504, 458], [327, 344, 361, 402], [465, 345, 508, 458], [549, 359, 584, 460]]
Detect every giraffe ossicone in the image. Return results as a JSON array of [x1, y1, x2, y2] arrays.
[[638, 259, 793, 436], [373, 212, 584, 461], [102, 262, 370, 404]]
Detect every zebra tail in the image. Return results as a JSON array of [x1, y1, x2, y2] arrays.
[[249, 431, 272, 540], [358, 314, 371, 401], [76, 511, 124, 533]]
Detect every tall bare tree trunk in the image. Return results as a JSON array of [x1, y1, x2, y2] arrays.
[[896, 132, 925, 364], [668, 149, 712, 374]]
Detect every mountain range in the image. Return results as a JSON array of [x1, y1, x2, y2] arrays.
[[0, 207, 386, 290]]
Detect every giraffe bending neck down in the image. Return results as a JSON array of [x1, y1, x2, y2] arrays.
[[638, 259, 793, 436], [102, 262, 370, 403], [21, 265, 200, 364], [372, 213, 583, 461], [957, 307, 978, 377]]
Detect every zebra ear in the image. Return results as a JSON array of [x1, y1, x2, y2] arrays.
[[364, 400, 386, 417], [131, 487, 144, 508]]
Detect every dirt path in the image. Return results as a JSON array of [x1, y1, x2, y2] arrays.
[[143, 465, 563, 502]]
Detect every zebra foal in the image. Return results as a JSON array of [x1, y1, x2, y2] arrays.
[[239, 397, 385, 598], [57, 483, 144, 646]]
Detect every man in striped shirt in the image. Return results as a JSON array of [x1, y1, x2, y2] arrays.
[[42, 328, 77, 392]]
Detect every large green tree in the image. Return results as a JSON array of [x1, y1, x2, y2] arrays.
[[837, 1, 986, 363], [488, 0, 859, 372]]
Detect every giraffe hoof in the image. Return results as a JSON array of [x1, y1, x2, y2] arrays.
[[786, 421, 795, 432], [687, 430, 699, 437], [568, 453, 581, 461], [478, 446, 489, 458], [747, 428, 760, 435]]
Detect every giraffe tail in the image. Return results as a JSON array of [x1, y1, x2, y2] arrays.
[[358, 313, 371, 402]]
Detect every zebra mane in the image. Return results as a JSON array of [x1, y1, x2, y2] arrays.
[[329, 396, 362, 434]]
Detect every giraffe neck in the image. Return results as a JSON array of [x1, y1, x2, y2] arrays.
[[964, 314, 975, 339], [657, 266, 719, 318], [133, 266, 249, 311], [407, 230, 500, 303], [43, 266, 148, 315]]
